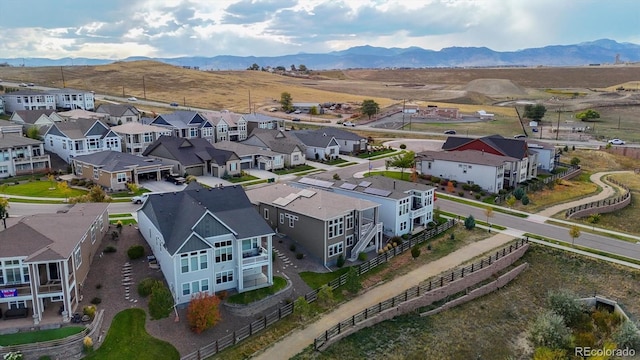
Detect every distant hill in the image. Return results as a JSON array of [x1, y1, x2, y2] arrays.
[[1, 39, 639, 70]]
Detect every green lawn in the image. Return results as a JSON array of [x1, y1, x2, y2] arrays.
[[84, 308, 179, 360], [299, 268, 350, 290], [0, 326, 85, 346], [109, 213, 134, 218], [226, 276, 287, 304], [109, 218, 137, 225], [357, 148, 395, 159], [0, 181, 87, 198], [364, 171, 412, 181], [273, 165, 315, 175], [227, 174, 259, 183], [110, 188, 151, 198]]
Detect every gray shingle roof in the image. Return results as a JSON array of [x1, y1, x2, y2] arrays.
[[139, 182, 273, 255], [153, 111, 205, 129], [0, 134, 44, 149], [73, 150, 171, 172], [245, 129, 304, 154], [417, 149, 517, 167], [96, 104, 139, 117], [143, 136, 235, 166], [291, 130, 337, 148], [311, 127, 365, 142], [12, 109, 56, 124]]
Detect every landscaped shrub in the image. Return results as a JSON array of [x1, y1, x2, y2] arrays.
[[450, 233, 455, 240], [95, 284, 102, 289], [464, 215, 476, 230], [289, 244, 296, 252], [296, 252, 304, 259], [83, 336, 93, 353], [475, 194, 481, 200], [138, 278, 162, 297], [513, 187, 526, 200], [390, 236, 402, 245], [399, 144, 407, 149], [90, 297, 102, 305], [401, 234, 409, 240], [427, 244, 432, 251], [440, 178, 448, 186], [187, 292, 221, 334], [317, 285, 335, 308], [103, 246, 116, 253], [293, 296, 313, 322], [336, 254, 345, 268], [332, 173, 341, 180], [613, 320, 640, 350], [430, 176, 440, 184], [344, 267, 361, 294], [148, 282, 173, 320], [83, 305, 97, 320], [127, 245, 145, 260], [471, 184, 482, 192], [563, 145, 569, 152], [547, 289, 583, 327], [357, 252, 367, 261], [462, 184, 471, 191], [458, 191, 464, 197], [521, 195, 530, 205], [527, 310, 572, 349], [570, 157, 581, 166], [411, 245, 421, 259]]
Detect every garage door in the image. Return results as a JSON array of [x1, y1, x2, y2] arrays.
[[241, 162, 251, 170], [186, 167, 203, 176]]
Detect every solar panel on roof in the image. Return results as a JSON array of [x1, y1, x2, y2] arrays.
[[358, 181, 372, 187], [298, 177, 334, 188], [363, 187, 392, 197], [340, 183, 358, 190], [298, 189, 316, 198]]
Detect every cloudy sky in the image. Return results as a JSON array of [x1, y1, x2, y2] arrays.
[[1, 0, 638, 60]]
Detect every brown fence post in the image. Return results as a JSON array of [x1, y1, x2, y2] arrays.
[[461, 267, 465, 277], [471, 263, 474, 272], [197, 349, 201, 360]]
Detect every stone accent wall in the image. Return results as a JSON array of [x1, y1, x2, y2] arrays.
[[224, 280, 293, 317]]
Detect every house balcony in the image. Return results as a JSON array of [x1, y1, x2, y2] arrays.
[[13, 155, 49, 164], [37, 281, 63, 294], [242, 246, 269, 267], [0, 283, 32, 297], [410, 206, 427, 218]]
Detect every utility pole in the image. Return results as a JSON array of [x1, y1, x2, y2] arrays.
[[618, 116, 621, 129], [401, 99, 406, 129], [555, 107, 561, 141], [60, 67, 66, 88], [122, 86, 125, 97], [142, 76, 146, 99], [248, 89, 252, 114]]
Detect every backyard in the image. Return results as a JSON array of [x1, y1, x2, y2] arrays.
[[0, 179, 87, 198]]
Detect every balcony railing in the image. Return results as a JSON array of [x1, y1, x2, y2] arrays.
[[410, 206, 428, 218], [13, 155, 50, 164], [242, 246, 269, 266], [0, 284, 31, 297]]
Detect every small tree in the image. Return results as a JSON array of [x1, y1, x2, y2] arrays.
[[148, 282, 174, 320], [523, 104, 547, 121], [528, 310, 572, 350], [187, 292, 221, 333], [344, 267, 361, 294], [316, 285, 335, 308], [513, 187, 525, 200], [388, 151, 415, 179], [505, 195, 517, 208], [575, 109, 600, 122], [547, 289, 583, 327], [127, 245, 145, 259], [58, 181, 71, 202], [293, 296, 312, 322], [126, 182, 139, 194], [411, 245, 421, 259], [484, 207, 494, 224], [464, 215, 476, 230], [569, 225, 581, 246], [309, 106, 318, 116], [87, 185, 110, 202], [587, 213, 600, 225], [280, 92, 293, 112], [0, 196, 9, 229], [521, 194, 530, 205], [570, 157, 580, 166], [26, 126, 40, 139], [613, 320, 640, 350], [360, 99, 380, 119]]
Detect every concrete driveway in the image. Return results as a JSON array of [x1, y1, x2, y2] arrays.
[[139, 179, 187, 193]]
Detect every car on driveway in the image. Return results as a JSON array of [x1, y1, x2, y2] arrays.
[[444, 130, 456, 134], [132, 193, 150, 204], [608, 138, 625, 145], [127, 97, 138, 101], [165, 173, 186, 185]]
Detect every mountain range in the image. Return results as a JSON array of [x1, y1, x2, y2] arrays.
[[1, 39, 639, 70]]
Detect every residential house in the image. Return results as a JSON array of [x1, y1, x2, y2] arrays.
[[441, 135, 538, 189], [297, 176, 435, 238], [243, 129, 306, 168], [527, 140, 557, 171], [292, 102, 324, 114], [201, 111, 248, 142], [0, 120, 26, 136], [111, 122, 172, 155], [213, 141, 284, 171], [72, 151, 173, 191], [150, 111, 215, 143], [9, 110, 63, 133], [137, 182, 274, 305], [291, 130, 340, 161], [49, 89, 95, 111], [1, 91, 56, 113], [0, 203, 109, 324], [416, 150, 512, 193], [142, 136, 241, 177], [57, 109, 107, 122], [43, 119, 122, 163], [0, 134, 51, 177], [95, 104, 141, 126], [246, 183, 382, 265], [242, 113, 282, 133], [310, 127, 367, 154]]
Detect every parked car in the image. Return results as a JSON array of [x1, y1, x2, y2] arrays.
[[292, 118, 301, 122], [269, 107, 278, 112], [343, 121, 356, 127], [18, 83, 27, 87], [165, 173, 186, 185], [131, 193, 150, 204], [127, 97, 138, 101], [293, 110, 302, 114], [444, 130, 456, 134], [170, 102, 179, 107], [27, 83, 35, 87], [608, 138, 625, 145], [513, 134, 527, 139], [532, 128, 539, 133]]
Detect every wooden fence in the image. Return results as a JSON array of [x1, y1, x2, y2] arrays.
[[180, 219, 455, 360], [494, 163, 581, 204], [565, 176, 632, 218], [313, 238, 529, 350]]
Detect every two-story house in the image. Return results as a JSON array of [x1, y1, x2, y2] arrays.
[[49, 89, 95, 111], [43, 119, 122, 163], [243, 129, 306, 168], [296, 176, 436, 239], [213, 141, 285, 171], [95, 104, 141, 126], [137, 182, 274, 305], [246, 183, 382, 266], [72, 151, 173, 191], [142, 136, 241, 177], [0, 134, 51, 177], [1, 91, 56, 113], [0, 203, 109, 324], [441, 135, 538, 189], [242, 113, 282, 134], [111, 122, 172, 155], [150, 111, 215, 143], [9, 110, 64, 133], [201, 111, 248, 142]]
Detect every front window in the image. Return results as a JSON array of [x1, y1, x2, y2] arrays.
[[214, 240, 233, 262], [74, 246, 82, 269], [116, 173, 127, 183], [328, 217, 344, 238], [189, 128, 198, 138], [216, 270, 234, 284], [180, 251, 208, 273], [328, 242, 344, 257], [345, 213, 354, 229], [93, 168, 99, 180]]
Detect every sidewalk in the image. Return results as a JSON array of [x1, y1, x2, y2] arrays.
[[252, 232, 516, 360]]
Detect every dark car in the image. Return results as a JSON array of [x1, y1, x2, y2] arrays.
[[165, 173, 186, 185], [444, 130, 456, 135], [170, 102, 179, 107], [292, 118, 301, 122]]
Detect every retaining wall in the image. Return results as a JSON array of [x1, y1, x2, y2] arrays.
[[224, 280, 293, 317]]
